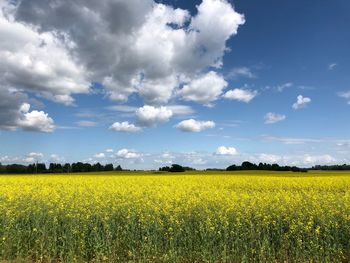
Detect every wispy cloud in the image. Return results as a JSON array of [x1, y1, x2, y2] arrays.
[[328, 63, 337, 70], [76, 120, 98, 127], [264, 112, 286, 124], [226, 67, 256, 79], [261, 135, 322, 145], [337, 91, 350, 105]]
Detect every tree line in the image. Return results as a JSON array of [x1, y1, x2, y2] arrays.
[[310, 164, 350, 171], [226, 161, 308, 172], [159, 164, 196, 172], [0, 162, 123, 174], [2, 161, 350, 174]]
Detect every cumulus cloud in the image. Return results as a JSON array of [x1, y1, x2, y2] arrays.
[[223, 88, 258, 103], [109, 121, 142, 133], [0, 88, 27, 130], [0, 9, 90, 105], [292, 95, 311, 109], [6, 0, 244, 106], [0, 89, 55, 132], [136, 105, 173, 127], [215, 146, 238, 156], [264, 112, 286, 124], [116, 148, 141, 159], [175, 119, 215, 132], [17, 103, 55, 132], [179, 71, 228, 104]]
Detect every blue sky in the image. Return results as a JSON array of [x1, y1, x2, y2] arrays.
[[0, 0, 349, 169]]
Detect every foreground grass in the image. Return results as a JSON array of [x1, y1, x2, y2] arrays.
[[0, 171, 350, 262]]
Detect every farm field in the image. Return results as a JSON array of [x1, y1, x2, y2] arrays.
[[0, 171, 350, 262]]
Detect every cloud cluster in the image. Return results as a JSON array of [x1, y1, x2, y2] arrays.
[[0, 9, 90, 105], [6, 0, 244, 107]]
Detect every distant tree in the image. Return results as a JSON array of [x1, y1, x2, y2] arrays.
[[63, 163, 71, 173], [226, 161, 308, 172], [115, 165, 122, 171], [159, 166, 170, 171], [169, 164, 185, 172], [183, 166, 196, 171], [5, 164, 28, 174], [104, 163, 114, 171], [36, 163, 47, 173], [241, 161, 258, 170], [92, 162, 103, 172], [226, 164, 238, 171]]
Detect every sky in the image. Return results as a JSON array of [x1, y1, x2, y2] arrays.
[[0, 0, 349, 169]]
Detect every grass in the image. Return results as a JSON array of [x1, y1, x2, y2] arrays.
[[0, 171, 349, 262]]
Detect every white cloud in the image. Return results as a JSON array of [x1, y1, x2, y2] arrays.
[[175, 119, 215, 132], [257, 153, 282, 163], [105, 149, 114, 153], [94, 153, 105, 159], [302, 154, 336, 165], [261, 135, 322, 145], [223, 88, 258, 103], [116, 148, 141, 159], [276, 82, 293, 92], [264, 82, 293, 92], [328, 63, 337, 70], [215, 146, 238, 156], [109, 121, 142, 133], [162, 152, 175, 159], [107, 105, 137, 113], [180, 71, 228, 104], [227, 67, 255, 79], [264, 112, 286, 124], [0, 155, 20, 163], [292, 95, 311, 109], [136, 105, 173, 127], [76, 120, 97, 127], [24, 152, 43, 163], [49, 154, 64, 163], [17, 103, 55, 132], [167, 105, 195, 116], [0, 11, 90, 105], [338, 91, 350, 104], [7, 0, 244, 106]]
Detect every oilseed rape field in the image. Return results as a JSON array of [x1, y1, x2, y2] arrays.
[[0, 171, 350, 262]]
